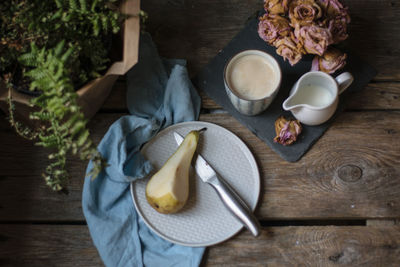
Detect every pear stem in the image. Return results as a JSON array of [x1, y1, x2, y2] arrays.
[[198, 127, 207, 133]]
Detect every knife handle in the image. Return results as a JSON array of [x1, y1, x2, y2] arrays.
[[209, 176, 261, 237]]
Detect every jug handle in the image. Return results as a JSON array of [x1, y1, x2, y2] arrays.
[[335, 72, 354, 95]]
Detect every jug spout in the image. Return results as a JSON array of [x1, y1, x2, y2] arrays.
[[282, 80, 305, 111], [282, 94, 302, 111]]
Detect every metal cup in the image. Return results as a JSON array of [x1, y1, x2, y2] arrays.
[[223, 50, 282, 116]]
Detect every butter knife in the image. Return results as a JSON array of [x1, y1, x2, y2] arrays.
[[173, 131, 261, 237]]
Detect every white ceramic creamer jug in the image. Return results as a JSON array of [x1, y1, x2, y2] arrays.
[[282, 71, 354, 126]]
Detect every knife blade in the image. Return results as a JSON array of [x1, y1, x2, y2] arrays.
[[174, 131, 260, 237]]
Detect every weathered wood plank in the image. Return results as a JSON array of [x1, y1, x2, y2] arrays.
[[202, 112, 400, 220], [103, 80, 400, 111], [1, 110, 399, 221], [346, 83, 400, 110], [205, 226, 400, 266], [0, 225, 102, 267], [1, 225, 399, 266], [140, 0, 400, 81], [0, 125, 98, 222], [366, 219, 399, 226]]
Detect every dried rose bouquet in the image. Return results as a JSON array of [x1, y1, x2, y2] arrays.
[[258, 0, 350, 73]]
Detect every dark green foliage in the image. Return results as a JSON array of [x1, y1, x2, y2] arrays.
[[1, 0, 122, 190], [1, 0, 121, 85]]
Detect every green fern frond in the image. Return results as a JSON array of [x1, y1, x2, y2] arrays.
[[18, 42, 106, 190], [77, 129, 90, 147], [2, 0, 123, 190], [79, 0, 87, 11], [101, 14, 109, 34], [6, 88, 39, 141], [91, 0, 99, 11], [92, 17, 101, 36], [18, 52, 39, 67], [69, 0, 78, 10], [30, 111, 52, 121], [37, 134, 59, 148], [54, 40, 65, 56], [54, 0, 63, 8]]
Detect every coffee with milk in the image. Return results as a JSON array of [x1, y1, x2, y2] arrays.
[[226, 54, 280, 100]]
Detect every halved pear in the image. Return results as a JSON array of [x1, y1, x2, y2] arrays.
[[146, 130, 200, 214]]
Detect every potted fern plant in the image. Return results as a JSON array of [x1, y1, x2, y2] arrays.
[[0, 0, 141, 191]]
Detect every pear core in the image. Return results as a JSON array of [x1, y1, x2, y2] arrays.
[[145, 131, 199, 214]]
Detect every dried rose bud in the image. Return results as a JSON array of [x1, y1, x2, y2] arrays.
[[258, 14, 292, 44], [274, 116, 302, 146], [311, 47, 347, 73], [274, 35, 304, 66], [294, 24, 333, 56], [289, 0, 323, 26], [264, 0, 290, 15]]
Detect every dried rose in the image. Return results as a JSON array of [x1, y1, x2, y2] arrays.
[[258, 14, 292, 44], [274, 116, 302, 146], [328, 15, 349, 44], [274, 35, 304, 66], [294, 24, 332, 56], [318, 0, 350, 21], [264, 0, 290, 15], [311, 47, 347, 73], [289, 0, 323, 26]]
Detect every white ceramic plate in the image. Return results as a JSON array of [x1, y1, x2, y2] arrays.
[[130, 121, 260, 247]]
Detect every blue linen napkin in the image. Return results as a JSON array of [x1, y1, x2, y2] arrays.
[[82, 33, 205, 267]]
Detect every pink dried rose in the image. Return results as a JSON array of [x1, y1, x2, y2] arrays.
[[264, 0, 290, 15], [274, 35, 304, 66], [274, 116, 302, 146], [294, 24, 333, 56], [318, 0, 350, 20], [258, 14, 292, 44], [289, 0, 323, 26], [328, 15, 349, 44], [258, 0, 350, 67], [311, 47, 347, 73]]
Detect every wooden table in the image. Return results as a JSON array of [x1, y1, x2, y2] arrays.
[[1, 0, 400, 265]]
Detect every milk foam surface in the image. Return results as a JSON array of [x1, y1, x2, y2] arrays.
[[228, 54, 278, 100]]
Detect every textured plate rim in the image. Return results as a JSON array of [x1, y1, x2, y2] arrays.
[[130, 121, 260, 247]]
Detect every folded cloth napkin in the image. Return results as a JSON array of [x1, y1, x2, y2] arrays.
[[82, 33, 205, 267]]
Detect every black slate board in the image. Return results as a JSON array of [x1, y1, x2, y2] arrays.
[[193, 16, 377, 162]]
